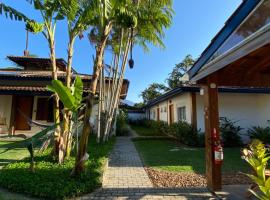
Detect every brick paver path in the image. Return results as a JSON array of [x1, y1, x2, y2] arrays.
[[81, 137, 217, 200]]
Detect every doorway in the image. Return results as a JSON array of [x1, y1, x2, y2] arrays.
[[15, 96, 34, 130]]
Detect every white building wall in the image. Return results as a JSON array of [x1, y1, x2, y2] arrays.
[[196, 92, 270, 132], [171, 93, 192, 123], [147, 93, 192, 124], [257, 94, 270, 127], [128, 112, 146, 121], [159, 101, 168, 122], [0, 95, 12, 133], [148, 92, 270, 134]]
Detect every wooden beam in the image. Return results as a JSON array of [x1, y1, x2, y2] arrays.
[[191, 92, 197, 130], [203, 84, 222, 191]]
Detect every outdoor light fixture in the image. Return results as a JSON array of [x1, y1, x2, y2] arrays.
[[200, 88, 204, 96]]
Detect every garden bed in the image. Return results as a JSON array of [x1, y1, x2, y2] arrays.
[[0, 137, 115, 199], [134, 139, 251, 187], [145, 168, 251, 188]]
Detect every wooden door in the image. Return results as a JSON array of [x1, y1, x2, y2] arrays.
[[169, 104, 174, 125], [157, 107, 160, 121], [15, 96, 34, 130]]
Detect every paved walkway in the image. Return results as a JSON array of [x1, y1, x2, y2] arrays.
[[81, 137, 217, 200]]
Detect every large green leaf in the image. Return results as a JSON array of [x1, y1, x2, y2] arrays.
[[50, 80, 76, 110], [73, 76, 83, 108], [59, 0, 79, 21]]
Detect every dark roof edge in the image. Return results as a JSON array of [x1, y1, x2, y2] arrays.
[[188, 0, 261, 79], [145, 86, 270, 108]]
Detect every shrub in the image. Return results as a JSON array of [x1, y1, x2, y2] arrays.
[[0, 136, 115, 199], [116, 109, 128, 136], [131, 119, 204, 147], [247, 126, 270, 144], [128, 118, 148, 126], [169, 121, 204, 147], [117, 124, 131, 136], [220, 117, 243, 147]]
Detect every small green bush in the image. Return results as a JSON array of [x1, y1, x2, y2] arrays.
[[136, 120, 204, 147], [0, 136, 115, 200], [169, 121, 204, 147], [220, 117, 243, 147], [247, 126, 270, 144], [116, 109, 128, 136]]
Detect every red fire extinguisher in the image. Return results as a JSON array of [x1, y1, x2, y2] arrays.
[[213, 128, 223, 165]]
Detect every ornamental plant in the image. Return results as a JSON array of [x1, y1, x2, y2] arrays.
[[242, 139, 270, 200]]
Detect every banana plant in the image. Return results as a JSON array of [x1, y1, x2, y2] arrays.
[[47, 76, 83, 113], [47, 76, 83, 160]]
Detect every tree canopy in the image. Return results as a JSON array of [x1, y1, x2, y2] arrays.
[[166, 54, 195, 89], [140, 83, 168, 103]]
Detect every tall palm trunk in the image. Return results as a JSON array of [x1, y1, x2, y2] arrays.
[[48, 35, 61, 159], [73, 24, 112, 174]]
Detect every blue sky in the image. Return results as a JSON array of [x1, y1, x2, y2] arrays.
[[0, 0, 241, 103]]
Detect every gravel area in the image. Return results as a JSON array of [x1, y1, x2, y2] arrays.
[[145, 167, 252, 188]]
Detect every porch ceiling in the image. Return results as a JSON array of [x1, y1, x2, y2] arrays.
[[197, 42, 270, 87]]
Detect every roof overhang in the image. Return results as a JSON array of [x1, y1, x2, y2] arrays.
[[191, 23, 270, 83], [188, 0, 261, 79]]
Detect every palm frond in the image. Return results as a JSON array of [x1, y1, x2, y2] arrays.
[[0, 3, 30, 21]]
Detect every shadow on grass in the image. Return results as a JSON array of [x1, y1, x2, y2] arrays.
[[86, 187, 219, 199]]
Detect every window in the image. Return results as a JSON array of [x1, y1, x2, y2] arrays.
[[177, 106, 186, 121], [164, 107, 167, 113], [153, 110, 156, 119]]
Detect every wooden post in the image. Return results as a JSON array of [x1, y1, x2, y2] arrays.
[[9, 95, 16, 135], [191, 92, 197, 130], [203, 83, 222, 191]]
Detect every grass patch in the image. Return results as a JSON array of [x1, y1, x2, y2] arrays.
[[0, 141, 29, 168], [0, 136, 115, 199], [134, 139, 250, 174], [130, 125, 165, 136]]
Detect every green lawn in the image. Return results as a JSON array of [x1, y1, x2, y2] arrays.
[[0, 141, 29, 168], [131, 125, 166, 136], [134, 139, 250, 174]]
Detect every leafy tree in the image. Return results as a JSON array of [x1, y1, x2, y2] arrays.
[[167, 54, 195, 89], [140, 83, 168, 103], [134, 102, 145, 108], [75, 0, 173, 174]]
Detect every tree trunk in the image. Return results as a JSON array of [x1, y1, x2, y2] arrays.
[[62, 37, 75, 161], [49, 36, 61, 160], [73, 24, 112, 175]]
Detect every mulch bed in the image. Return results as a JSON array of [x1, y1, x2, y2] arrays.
[[145, 167, 252, 188]]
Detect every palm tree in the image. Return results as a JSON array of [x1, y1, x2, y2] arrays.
[[0, 2, 29, 21], [74, 0, 173, 174], [31, 0, 64, 162]]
